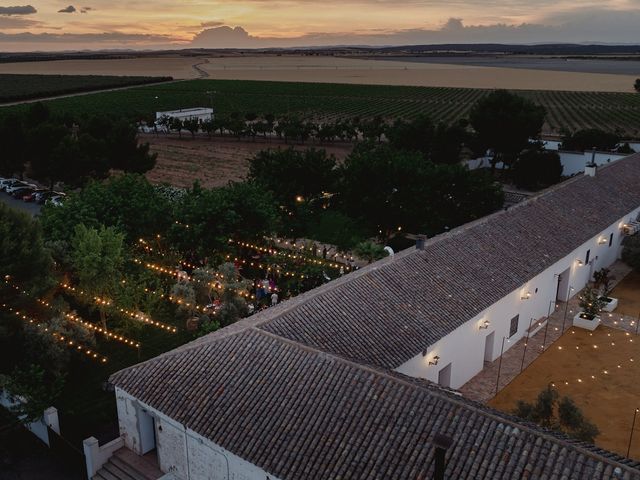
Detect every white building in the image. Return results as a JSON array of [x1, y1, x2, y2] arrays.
[[87, 154, 640, 480], [155, 108, 213, 123]]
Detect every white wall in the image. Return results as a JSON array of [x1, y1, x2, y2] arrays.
[[395, 207, 640, 389], [116, 388, 282, 480], [0, 390, 58, 446], [464, 150, 628, 177], [559, 150, 627, 176]]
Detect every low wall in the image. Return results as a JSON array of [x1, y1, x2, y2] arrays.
[[0, 390, 59, 446], [83, 435, 124, 478]]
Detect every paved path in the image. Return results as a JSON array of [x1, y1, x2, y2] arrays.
[[0, 192, 41, 217], [460, 261, 635, 403]]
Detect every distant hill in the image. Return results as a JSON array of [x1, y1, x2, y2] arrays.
[[2, 44, 640, 63]]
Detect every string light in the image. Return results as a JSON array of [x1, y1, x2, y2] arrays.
[[0, 304, 108, 363], [3, 278, 142, 348], [230, 238, 351, 270], [58, 281, 177, 333], [133, 259, 255, 300]]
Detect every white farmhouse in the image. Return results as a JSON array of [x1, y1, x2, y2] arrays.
[[155, 108, 213, 124], [86, 154, 640, 480]]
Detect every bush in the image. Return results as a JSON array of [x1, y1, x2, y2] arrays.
[[514, 386, 599, 443], [562, 129, 620, 152]]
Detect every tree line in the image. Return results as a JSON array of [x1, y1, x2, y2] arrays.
[[0, 103, 157, 189]]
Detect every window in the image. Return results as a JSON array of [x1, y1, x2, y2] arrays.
[[609, 233, 614, 247], [585, 249, 591, 264], [509, 314, 519, 338]]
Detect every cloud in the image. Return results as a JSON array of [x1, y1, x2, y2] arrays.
[[192, 26, 255, 48], [0, 15, 40, 28], [0, 31, 178, 46], [80, 6, 92, 13], [58, 5, 76, 13], [191, 10, 640, 48], [200, 20, 224, 28], [0, 5, 36, 15]]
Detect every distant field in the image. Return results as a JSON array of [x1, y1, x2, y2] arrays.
[[0, 73, 172, 104], [381, 56, 640, 76], [4, 79, 640, 137], [0, 55, 636, 92]]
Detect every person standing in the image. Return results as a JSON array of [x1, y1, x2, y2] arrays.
[[271, 292, 279, 306]]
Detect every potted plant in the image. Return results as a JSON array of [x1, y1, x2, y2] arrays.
[[593, 267, 618, 312], [573, 286, 605, 331]]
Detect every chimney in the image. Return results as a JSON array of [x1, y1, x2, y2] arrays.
[[585, 147, 597, 177], [433, 433, 454, 480], [416, 235, 427, 251]]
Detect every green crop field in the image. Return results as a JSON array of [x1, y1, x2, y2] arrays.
[[0, 73, 172, 104], [3, 78, 640, 137]]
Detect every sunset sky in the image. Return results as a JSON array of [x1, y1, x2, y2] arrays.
[[1, 0, 640, 51]]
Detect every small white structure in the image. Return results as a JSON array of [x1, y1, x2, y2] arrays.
[[155, 108, 213, 123], [573, 312, 601, 331]]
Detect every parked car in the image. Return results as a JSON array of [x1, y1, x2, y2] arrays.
[[11, 187, 36, 199], [5, 182, 36, 194], [0, 178, 20, 191], [47, 195, 65, 207], [35, 190, 55, 204], [23, 189, 46, 202]]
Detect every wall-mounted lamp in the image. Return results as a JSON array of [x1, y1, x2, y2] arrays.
[[521, 291, 532, 300], [479, 320, 490, 330], [576, 260, 584, 266], [429, 355, 440, 366], [598, 238, 608, 245]]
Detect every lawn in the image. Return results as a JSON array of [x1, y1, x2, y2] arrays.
[[2, 79, 640, 137], [489, 325, 640, 458]]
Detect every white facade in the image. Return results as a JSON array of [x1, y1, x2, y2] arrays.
[[155, 108, 213, 123], [559, 150, 627, 176], [395, 206, 640, 389], [115, 388, 282, 480]]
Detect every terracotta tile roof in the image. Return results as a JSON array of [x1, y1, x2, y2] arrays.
[[111, 328, 640, 480], [256, 154, 640, 368]]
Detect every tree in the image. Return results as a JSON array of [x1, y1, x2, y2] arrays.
[[41, 174, 172, 245], [182, 118, 200, 139], [248, 148, 338, 210], [169, 117, 183, 138], [70, 224, 124, 328], [353, 241, 388, 264], [102, 119, 157, 174], [578, 286, 605, 318], [386, 115, 435, 157], [0, 365, 64, 422], [593, 267, 615, 297], [171, 182, 279, 255], [338, 143, 503, 239], [305, 211, 368, 251], [562, 129, 620, 152], [0, 113, 27, 177], [469, 90, 546, 170], [0, 202, 52, 294], [514, 386, 599, 443], [635, 79, 640, 93], [213, 262, 251, 327], [27, 121, 69, 189], [512, 147, 563, 191]]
